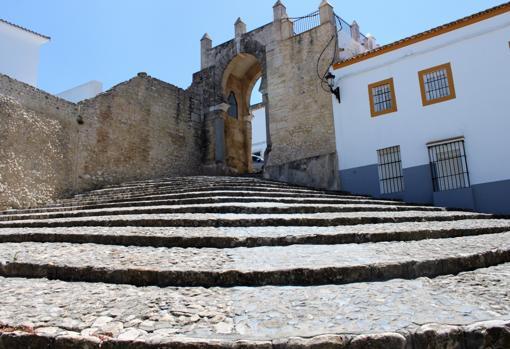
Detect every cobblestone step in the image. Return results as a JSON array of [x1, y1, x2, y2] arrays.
[[53, 190, 374, 208], [0, 211, 489, 228], [70, 184, 340, 201], [0, 196, 419, 216], [0, 203, 445, 222], [0, 264, 509, 347], [2, 175, 509, 348], [98, 176, 335, 193], [0, 219, 508, 248], [61, 187, 370, 208], [0, 232, 509, 287]]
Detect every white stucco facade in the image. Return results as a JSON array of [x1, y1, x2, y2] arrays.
[[57, 80, 103, 103], [332, 8, 510, 213], [251, 104, 267, 158], [0, 19, 49, 86]]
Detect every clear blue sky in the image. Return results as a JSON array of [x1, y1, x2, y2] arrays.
[[3, 0, 507, 94]]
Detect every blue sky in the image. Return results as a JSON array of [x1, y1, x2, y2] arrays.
[[3, 0, 506, 94]]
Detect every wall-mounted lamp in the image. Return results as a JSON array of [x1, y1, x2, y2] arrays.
[[325, 72, 341, 103]]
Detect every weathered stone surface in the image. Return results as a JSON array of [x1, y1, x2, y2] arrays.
[[0, 74, 202, 210], [0, 219, 508, 248], [0, 210, 489, 229], [0, 264, 509, 345], [0, 175, 508, 347], [0, 231, 509, 286]]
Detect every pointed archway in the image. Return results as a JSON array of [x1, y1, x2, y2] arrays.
[[221, 53, 264, 173]]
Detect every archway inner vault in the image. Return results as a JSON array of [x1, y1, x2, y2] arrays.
[[221, 53, 263, 173]]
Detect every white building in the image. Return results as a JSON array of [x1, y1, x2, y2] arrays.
[[250, 103, 267, 158], [332, 2, 510, 214], [0, 19, 50, 86], [57, 80, 103, 103]]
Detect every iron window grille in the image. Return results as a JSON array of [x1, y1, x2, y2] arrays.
[[428, 139, 470, 192], [377, 146, 405, 194], [418, 63, 456, 106], [368, 78, 397, 117]]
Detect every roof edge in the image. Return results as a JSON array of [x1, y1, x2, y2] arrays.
[[0, 19, 50, 41], [333, 1, 510, 70]]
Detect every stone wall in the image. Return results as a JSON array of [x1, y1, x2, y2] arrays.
[[0, 73, 203, 209], [195, 7, 340, 190], [75, 74, 203, 191], [0, 95, 77, 209], [0, 74, 79, 210], [263, 22, 340, 189]]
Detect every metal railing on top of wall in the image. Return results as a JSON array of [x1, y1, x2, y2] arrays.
[[291, 11, 320, 35], [290, 10, 368, 45]]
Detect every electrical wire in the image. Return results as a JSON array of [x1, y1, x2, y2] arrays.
[[316, 16, 343, 93]]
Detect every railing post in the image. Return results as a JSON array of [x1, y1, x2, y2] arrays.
[[235, 17, 247, 39], [366, 34, 377, 50], [273, 0, 290, 41], [319, 0, 334, 25], [200, 33, 212, 70], [273, 0, 287, 21], [351, 20, 360, 42]]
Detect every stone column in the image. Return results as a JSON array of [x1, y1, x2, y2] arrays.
[[273, 0, 287, 21], [235, 18, 247, 39], [200, 33, 212, 70], [366, 35, 377, 50], [272, 0, 289, 41], [319, 0, 334, 25], [351, 21, 360, 42]]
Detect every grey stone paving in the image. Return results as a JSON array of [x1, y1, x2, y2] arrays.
[[0, 203, 443, 222], [0, 232, 508, 276], [1, 176, 509, 347], [0, 210, 488, 228], [0, 264, 509, 342], [0, 219, 508, 242]]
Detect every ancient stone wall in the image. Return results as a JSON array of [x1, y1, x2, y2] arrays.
[[195, 7, 340, 189], [75, 74, 203, 191], [0, 74, 79, 209], [0, 73, 203, 209], [0, 96, 77, 209], [263, 22, 340, 190]]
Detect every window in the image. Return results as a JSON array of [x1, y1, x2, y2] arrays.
[[227, 92, 238, 118], [428, 138, 470, 192], [368, 78, 397, 117], [377, 146, 405, 194], [418, 63, 456, 106]]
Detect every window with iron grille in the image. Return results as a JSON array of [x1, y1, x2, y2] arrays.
[[368, 78, 397, 117], [418, 63, 456, 106], [428, 139, 470, 192], [377, 146, 404, 194]]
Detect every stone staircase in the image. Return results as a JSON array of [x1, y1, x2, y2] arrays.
[[0, 176, 509, 348]]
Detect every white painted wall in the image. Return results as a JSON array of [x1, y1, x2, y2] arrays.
[[333, 11, 510, 186], [57, 80, 103, 103], [251, 106, 267, 157], [0, 21, 49, 86], [337, 22, 368, 61]]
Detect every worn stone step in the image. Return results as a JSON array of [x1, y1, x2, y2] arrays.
[[0, 211, 489, 228], [0, 232, 509, 287], [99, 176, 320, 191], [1, 264, 510, 347], [0, 196, 422, 216], [0, 203, 445, 222], [86, 179, 323, 195], [71, 184, 337, 200], [54, 190, 372, 208], [0, 219, 508, 248]]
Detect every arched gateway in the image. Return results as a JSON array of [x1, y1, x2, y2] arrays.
[[192, 1, 341, 190]]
